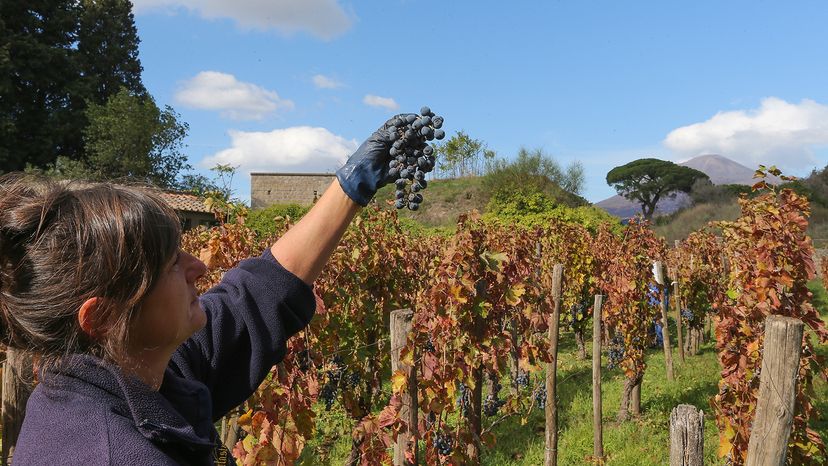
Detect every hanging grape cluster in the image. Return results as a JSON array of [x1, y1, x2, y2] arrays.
[[534, 385, 547, 409], [567, 301, 590, 331], [387, 106, 445, 210], [515, 371, 530, 389], [483, 377, 506, 417], [434, 432, 454, 457], [680, 308, 694, 324], [456, 382, 471, 417], [607, 332, 625, 370], [319, 356, 347, 411]]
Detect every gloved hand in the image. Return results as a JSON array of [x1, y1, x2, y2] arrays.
[[336, 114, 415, 206]]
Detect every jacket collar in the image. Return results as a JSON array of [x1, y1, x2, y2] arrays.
[[47, 354, 215, 449]]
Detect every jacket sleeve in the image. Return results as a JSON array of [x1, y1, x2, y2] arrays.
[[168, 248, 316, 420]]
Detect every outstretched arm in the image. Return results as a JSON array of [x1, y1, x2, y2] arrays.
[[270, 178, 360, 285]]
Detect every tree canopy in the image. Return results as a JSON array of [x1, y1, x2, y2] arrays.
[[433, 130, 496, 178], [484, 147, 587, 215], [82, 89, 189, 188], [0, 0, 147, 173], [606, 158, 709, 219]]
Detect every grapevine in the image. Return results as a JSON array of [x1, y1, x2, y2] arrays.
[[711, 167, 828, 465]]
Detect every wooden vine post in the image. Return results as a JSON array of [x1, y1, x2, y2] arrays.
[[390, 309, 418, 466], [466, 280, 487, 463], [745, 316, 804, 466], [673, 241, 685, 363], [592, 294, 604, 462], [2, 350, 34, 466], [669, 404, 704, 466], [544, 264, 564, 466], [654, 261, 675, 381]]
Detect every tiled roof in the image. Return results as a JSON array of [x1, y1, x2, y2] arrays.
[[158, 192, 212, 213]]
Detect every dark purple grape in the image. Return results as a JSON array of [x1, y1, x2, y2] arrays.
[[421, 116, 432, 126], [412, 119, 423, 130], [434, 433, 453, 456], [434, 129, 445, 140], [395, 190, 405, 199], [420, 126, 433, 137], [420, 106, 431, 116], [389, 147, 398, 157], [395, 178, 407, 189], [400, 168, 410, 179], [406, 156, 418, 166], [415, 179, 427, 190], [408, 202, 420, 211], [432, 116, 443, 129], [411, 183, 421, 193], [395, 199, 405, 209], [409, 193, 423, 203], [423, 145, 434, 156], [405, 114, 417, 124]]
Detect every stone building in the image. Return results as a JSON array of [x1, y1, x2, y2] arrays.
[[250, 172, 335, 209]]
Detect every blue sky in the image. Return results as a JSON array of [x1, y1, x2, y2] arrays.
[[132, 0, 828, 204]]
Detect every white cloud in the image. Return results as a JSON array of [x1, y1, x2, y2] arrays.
[[663, 97, 828, 169], [174, 71, 293, 120], [313, 74, 344, 89], [132, 0, 353, 40], [363, 94, 399, 111], [201, 127, 358, 174]]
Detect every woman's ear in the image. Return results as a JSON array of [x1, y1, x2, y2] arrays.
[[78, 297, 110, 339]]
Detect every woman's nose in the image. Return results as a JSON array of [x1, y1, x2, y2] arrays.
[[184, 252, 208, 282]]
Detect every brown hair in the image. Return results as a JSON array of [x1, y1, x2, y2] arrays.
[[0, 173, 181, 375]]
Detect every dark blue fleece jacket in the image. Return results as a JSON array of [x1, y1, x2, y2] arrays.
[[12, 249, 316, 465]]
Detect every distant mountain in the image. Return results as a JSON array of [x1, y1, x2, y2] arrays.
[[679, 154, 769, 185], [596, 154, 770, 218]]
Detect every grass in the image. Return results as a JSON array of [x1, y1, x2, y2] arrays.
[[375, 176, 490, 229], [295, 281, 828, 465]]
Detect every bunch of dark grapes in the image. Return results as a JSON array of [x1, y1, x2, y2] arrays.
[[515, 372, 530, 389], [329, 356, 346, 381], [434, 432, 453, 457], [680, 308, 694, 324], [387, 106, 445, 211], [482, 375, 506, 416], [534, 385, 547, 409], [346, 371, 361, 389], [607, 333, 625, 369], [456, 383, 470, 417], [320, 382, 338, 411], [319, 356, 348, 411], [483, 393, 507, 417], [567, 302, 590, 330]]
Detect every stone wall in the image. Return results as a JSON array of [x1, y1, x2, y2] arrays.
[[251, 173, 336, 209]]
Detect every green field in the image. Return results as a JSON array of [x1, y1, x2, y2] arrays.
[[297, 280, 828, 465]]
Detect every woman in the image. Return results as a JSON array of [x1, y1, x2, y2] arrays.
[[0, 117, 403, 465]]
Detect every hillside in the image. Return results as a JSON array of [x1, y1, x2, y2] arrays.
[[374, 175, 588, 229], [375, 177, 491, 228]]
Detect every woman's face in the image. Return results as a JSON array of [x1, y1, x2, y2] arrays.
[[128, 249, 208, 356]]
